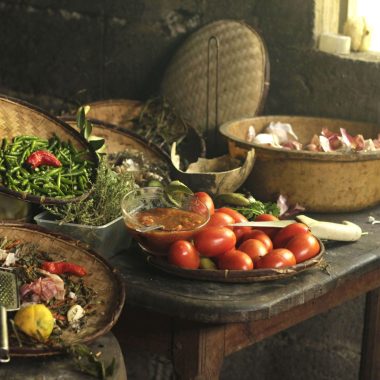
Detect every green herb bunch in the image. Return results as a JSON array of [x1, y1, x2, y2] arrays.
[[45, 158, 135, 226]]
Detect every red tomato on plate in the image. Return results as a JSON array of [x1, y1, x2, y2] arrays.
[[168, 240, 200, 269], [217, 249, 254, 270], [286, 232, 320, 263], [254, 213, 280, 239], [273, 223, 309, 248], [194, 192, 215, 215], [193, 226, 236, 257], [207, 212, 235, 229], [255, 248, 296, 269], [238, 238, 268, 261], [240, 229, 273, 252], [216, 207, 251, 241]]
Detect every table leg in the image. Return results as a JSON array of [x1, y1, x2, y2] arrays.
[[360, 288, 380, 380], [172, 321, 226, 380]]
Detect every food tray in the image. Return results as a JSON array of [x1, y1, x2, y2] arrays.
[[0, 222, 125, 357], [138, 239, 325, 283], [0, 95, 98, 205]]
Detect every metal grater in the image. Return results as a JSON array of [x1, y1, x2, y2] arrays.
[[0, 269, 20, 363]]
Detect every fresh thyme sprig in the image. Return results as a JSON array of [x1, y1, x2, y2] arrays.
[[45, 158, 135, 226]]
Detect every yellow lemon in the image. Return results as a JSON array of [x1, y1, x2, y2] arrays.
[[14, 304, 55, 342]]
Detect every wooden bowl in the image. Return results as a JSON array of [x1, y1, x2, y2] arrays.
[[219, 115, 380, 212]]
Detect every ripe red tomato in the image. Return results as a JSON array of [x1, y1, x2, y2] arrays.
[[207, 212, 235, 229], [255, 248, 296, 269], [240, 229, 273, 252], [194, 192, 215, 215], [168, 240, 200, 269], [216, 207, 251, 241], [193, 226, 236, 257], [286, 232, 320, 263], [217, 249, 253, 270], [273, 223, 309, 248], [238, 239, 268, 261], [254, 213, 280, 239]]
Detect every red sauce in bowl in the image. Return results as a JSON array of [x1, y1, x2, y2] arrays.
[[125, 207, 209, 255]]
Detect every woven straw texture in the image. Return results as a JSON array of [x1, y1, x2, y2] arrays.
[[4, 223, 125, 357], [0, 95, 98, 204], [161, 20, 269, 136], [85, 99, 143, 129]]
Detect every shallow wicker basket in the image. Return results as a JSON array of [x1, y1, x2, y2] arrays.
[[1, 222, 125, 357], [0, 95, 98, 205], [219, 115, 380, 212], [81, 98, 206, 162], [62, 116, 171, 164]]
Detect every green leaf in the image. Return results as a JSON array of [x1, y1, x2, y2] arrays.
[[165, 180, 193, 195], [89, 138, 105, 151], [83, 120, 92, 140], [77, 107, 86, 131]]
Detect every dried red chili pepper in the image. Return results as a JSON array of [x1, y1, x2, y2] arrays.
[[25, 150, 62, 169], [42, 261, 87, 277]]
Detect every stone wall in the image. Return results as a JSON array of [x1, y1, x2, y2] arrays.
[[0, 0, 377, 379]]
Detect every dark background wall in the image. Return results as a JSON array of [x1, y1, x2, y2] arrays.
[[1, 0, 378, 379]]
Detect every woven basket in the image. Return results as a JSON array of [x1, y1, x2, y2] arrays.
[[220, 115, 380, 212], [161, 20, 269, 151], [85, 99, 143, 128], [0, 95, 98, 204], [2, 222, 125, 357], [79, 98, 206, 162], [62, 116, 171, 164]]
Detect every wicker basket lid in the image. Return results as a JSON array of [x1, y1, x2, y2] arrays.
[[161, 20, 269, 146], [0, 95, 98, 204]]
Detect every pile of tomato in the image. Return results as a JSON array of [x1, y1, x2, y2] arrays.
[[167, 192, 321, 271]]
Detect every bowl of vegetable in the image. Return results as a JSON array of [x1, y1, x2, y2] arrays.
[[0, 95, 98, 205], [219, 115, 380, 212], [121, 187, 210, 255]]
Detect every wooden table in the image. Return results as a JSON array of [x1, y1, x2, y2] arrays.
[[111, 206, 380, 380]]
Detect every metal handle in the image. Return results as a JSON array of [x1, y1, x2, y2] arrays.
[[0, 305, 10, 363]]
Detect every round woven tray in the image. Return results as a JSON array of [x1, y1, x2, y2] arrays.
[[161, 20, 269, 146], [61, 116, 171, 164], [81, 98, 207, 161], [0, 95, 98, 205], [1, 222, 125, 357]]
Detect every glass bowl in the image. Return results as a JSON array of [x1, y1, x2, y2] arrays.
[[121, 187, 210, 255]]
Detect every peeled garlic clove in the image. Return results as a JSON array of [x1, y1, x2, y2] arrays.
[[252, 133, 280, 146], [67, 304, 85, 323]]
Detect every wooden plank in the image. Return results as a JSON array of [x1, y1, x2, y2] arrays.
[[359, 288, 380, 380], [172, 320, 226, 380]]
